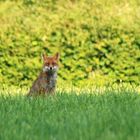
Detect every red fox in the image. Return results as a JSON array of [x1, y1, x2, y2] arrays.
[[27, 52, 60, 96]]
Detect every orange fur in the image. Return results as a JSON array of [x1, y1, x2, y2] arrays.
[[27, 53, 59, 96]]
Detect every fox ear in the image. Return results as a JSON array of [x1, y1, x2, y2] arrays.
[[54, 52, 60, 61], [41, 53, 47, 61]]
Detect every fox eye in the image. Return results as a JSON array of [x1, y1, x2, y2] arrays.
[[45, 63, 49, 66], [52, 62, 56, 65]]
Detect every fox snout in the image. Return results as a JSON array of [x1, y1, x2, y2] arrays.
[[43, 65, 58, 72]]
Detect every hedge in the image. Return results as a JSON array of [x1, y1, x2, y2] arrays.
[[0, 0, 140, 87]]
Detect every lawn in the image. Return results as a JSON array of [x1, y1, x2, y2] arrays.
[[0, 89, 140, 140]]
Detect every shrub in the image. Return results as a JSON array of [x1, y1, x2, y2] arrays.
[[0, 0, 140, 87]]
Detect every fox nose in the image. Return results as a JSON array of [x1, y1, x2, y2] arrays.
[[50, 67, 52, 70]]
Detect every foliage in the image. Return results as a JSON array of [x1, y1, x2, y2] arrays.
[[0, 89, 140, 140], [0, 0, 140, 86]]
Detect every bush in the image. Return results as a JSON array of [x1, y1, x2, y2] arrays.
[[0, 0, 140, 87]]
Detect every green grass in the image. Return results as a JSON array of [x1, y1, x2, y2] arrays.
[[0, 89, 140, 140]]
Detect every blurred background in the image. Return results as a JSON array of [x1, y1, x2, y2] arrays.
[[0, 0, 140, 87]]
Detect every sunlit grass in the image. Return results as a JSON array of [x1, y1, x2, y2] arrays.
[[0, 83, 140, 96]]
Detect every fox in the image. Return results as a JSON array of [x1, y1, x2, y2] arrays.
[[27, 52, 60, 96]]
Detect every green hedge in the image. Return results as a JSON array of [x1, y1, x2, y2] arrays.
[[0, 0, 140, 87]]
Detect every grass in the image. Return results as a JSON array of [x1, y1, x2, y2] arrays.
[[0, 89, 140, 140]]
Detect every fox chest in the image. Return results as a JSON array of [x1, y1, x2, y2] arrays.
[[41, 76, 56, 90]]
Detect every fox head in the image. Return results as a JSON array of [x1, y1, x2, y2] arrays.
[[42, 52, 60, 73]]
